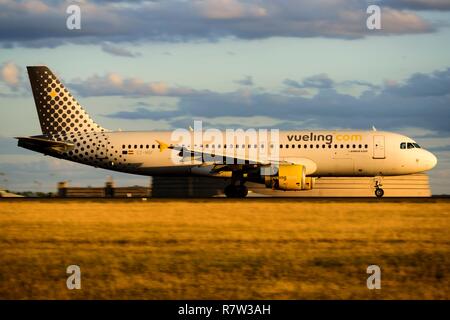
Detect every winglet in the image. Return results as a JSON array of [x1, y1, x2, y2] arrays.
[[156, 140, 170, 152]]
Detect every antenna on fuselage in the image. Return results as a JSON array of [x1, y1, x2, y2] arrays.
[[372, 126, 377, 131]]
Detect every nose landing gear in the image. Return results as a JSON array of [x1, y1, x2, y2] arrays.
[[374, 180, 384, 198], [375, 187, 384, 198]]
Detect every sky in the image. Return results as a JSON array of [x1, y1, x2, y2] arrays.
[[0, 0, 449, 194]]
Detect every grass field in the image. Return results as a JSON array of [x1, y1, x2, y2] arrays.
[[0, 199, 449, 299]]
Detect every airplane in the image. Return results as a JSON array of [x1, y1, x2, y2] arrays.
[[16, 66, 437, 198]]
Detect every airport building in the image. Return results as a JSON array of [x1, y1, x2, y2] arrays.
[[57, 181, 151, 198]]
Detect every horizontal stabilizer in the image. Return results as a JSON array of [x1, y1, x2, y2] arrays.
[[15, 136, 74, 153]]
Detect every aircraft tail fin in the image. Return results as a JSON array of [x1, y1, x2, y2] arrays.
[[26, 66, 106, 136]]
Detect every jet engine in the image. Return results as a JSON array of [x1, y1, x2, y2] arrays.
[[262, 164, 314, 191]]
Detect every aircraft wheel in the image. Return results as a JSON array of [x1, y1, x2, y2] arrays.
[[375, 188, 384, 198], [235, 185, 248, 198], [224, 185, 237, 198]]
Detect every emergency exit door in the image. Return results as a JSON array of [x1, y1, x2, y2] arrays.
[[373, 135, 385, 159]]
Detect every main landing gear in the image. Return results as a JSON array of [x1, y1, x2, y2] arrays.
[[224, 171, 248, 198], [224, 184, 248, 198], [374, 180, 384, 198]]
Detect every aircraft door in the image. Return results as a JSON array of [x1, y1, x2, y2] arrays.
[[373, 135, 385, 159]]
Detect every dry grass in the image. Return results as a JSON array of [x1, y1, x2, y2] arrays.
[[0, 199, 449, 299]]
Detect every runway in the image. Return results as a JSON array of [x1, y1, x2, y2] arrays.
[[0, 199, 449, 299]]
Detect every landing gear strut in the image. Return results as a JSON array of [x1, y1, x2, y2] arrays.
[[374, 180, 384, 198]]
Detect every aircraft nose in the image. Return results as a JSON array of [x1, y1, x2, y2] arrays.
[[428, 152, 437, 170], [424, 151, 437, 171]]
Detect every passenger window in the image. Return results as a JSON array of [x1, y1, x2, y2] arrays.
[[400, 142, 406, 149], [407, 143, 414, 149]]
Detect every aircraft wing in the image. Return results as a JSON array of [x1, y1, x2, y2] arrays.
[[16, 136, 75, 153], [156, 140, 317, 174]]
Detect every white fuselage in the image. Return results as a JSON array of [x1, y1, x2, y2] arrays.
[[51, 130, 437, 178]]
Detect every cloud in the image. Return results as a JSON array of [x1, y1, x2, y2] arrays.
[[385, 68, 450, 97], [380, 7, 433, 34], [0, 0, 437, 48], [196, 0, 268, 19], [69, 73, 199, 97], [100, 67, 450, 134], [284, 73, 334, 89], [234, 75, 253, 86], [106, 107, 180, 121], [384, 0, 450, 11], [100, 42, 141, 57], [0, 61, 21, 90]]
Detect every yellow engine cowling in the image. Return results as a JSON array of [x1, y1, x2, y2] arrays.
[[264, 164, 308, 191]]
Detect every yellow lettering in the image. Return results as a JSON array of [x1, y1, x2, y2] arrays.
[[336, 134, 362, 141]]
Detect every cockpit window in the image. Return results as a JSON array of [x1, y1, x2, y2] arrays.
[[401, 142, 421, 149]]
